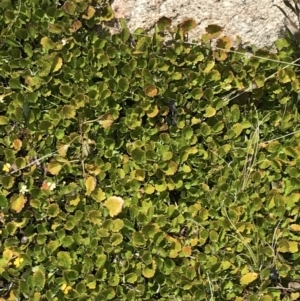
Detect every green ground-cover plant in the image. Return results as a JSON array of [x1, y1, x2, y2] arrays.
[[1, 0, 300, 300]]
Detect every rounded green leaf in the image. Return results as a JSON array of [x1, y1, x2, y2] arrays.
[[212, 121, 224, 133], [0, 116, 9, 125], [48, 240, 60, 254], [88, 210, 102, 224], [159, 133, 170, 143], [59, 85, 72, 97], [203, 88, 214, 101], [231, 105, 240, 122], [15, 28, 29, 40], [118, 77, 129, 91], [65, 269, 79, 281], [199, 208, 209, 221], [110, 219, 124, 232], [9, 78, 21, 89], [0, 195, 8, 208], [132, 232, 146, 246], [57, 251, 72, 269], [230, 123, 244, 138], [205, 24, 223, 38], [40, 120, 53, 130], [171, 72, 182, 80], [200, 123, 211, 136], [108, 274, 120, 286], [179, 18, 196, 32], [132, 148, 145, 163], [31, 270, 45, 290], [157, 16, 172, 31], [47, 204, 60, 217], [121, 64, 132, 77], [125, 273, 138, 284], [162, 151, 173, 161], [191, 88, 203, 100], [111, 233, 123, 246], [64, 220, 76, 231], [61, 105, 76, 119]]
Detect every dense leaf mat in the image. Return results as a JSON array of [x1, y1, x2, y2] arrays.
[[1, 0, 300, 300]]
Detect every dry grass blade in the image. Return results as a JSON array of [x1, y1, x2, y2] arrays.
[[283, 0, 299, 16], [274, 4, 298, 28], [274, 2, 300, 39]]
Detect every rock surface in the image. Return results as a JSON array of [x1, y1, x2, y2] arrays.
[[111, 0, 298, 49]]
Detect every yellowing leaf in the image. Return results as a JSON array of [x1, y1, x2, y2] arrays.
[[70, 20, 82, 33], [25, 76, 42, 87], [145, 85, 158, 97], [0, 116, 9, 125], [165, 161, 178, 175], [216, 36, 232, 50], [147, 105, 159, 118], [135, 170, 145, 181], [289, 281, 300, 290], [10, 194, 26, 213], [181, 246, 192, 256], [57, 144, 69, 157], [41, 181, 56, 191], [12, 139, 22, 151], [85, 164, 101, 175], [82, 140, 91, 157], [142, 260, 157, 278], [289, 241, 298, 253], [47, 161, 63, 175], [91, 188, 106, 202], [162, 151, 173, 161], [3, 163, 11, 172], [191, 117, 201, 124], [169, 250, 178, 258], [85, 176, 96, 195], [3, 248, 14, 260], [290, 224, 300, 232], [52, 57, 63, 72], [14, 257, 23, 267], [278, 239, 290, 253], [1, 290, 18, 301], [86, 280, 96, 289], [182, 164, 191, 173], [231, 123, 244, 137], [62, 1, 76, 15], [61, 283, 67, 290], [82, 6, 96, 19], [61, 283, 72, 294], [104, 196, 124, 217], [144, 184, 155, 194], [98, 113, 115, 129], [204, 106, 216, 118], [291, 292, 300, 300], [40, 37, 55, 50], [240, 272, 258, 286], [179, 18, 197, 33], [61, 105, 76, 119]]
